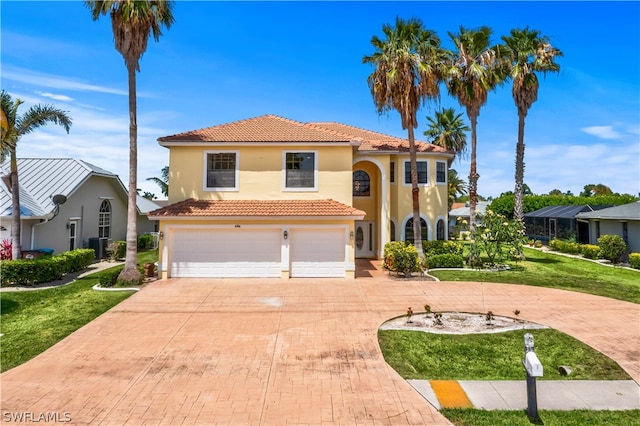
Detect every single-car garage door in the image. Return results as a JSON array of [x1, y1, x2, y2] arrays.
[[290, 228, 345, 278], [169, 228, 281, 278]]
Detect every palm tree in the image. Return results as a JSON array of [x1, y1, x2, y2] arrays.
[[502, 27, 562, 221], [86, 0, 174, 283], [146, 165, 169, 197], [1, 90, 72, 259], [448, 169, 467, 210], [424, 107, 470, 160], [363, 17, 445, 257], [445, 26, 508, 230]]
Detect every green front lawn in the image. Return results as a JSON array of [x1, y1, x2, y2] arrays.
[[378, 328, 630, 381], [430, 247, 640, 303], [441, 408, 640, 426], [0, 251, 157, 372]]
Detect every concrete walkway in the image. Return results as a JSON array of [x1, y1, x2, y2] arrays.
[[1, 262, 638, 425]]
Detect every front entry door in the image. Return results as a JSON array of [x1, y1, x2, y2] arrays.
[[355, 221, 375, 258]]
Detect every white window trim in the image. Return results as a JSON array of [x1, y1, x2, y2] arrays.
[[203, 150, 239, 192], [282, 150, 318, 192], [436, 161, 447, 186], [402, 160, 428, 187]]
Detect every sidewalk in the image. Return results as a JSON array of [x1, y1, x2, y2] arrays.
[[409, 379, 640, 410]]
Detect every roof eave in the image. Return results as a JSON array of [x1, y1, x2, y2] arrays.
[[148, 214, 365, 221]]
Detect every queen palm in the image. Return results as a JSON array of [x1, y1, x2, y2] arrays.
[[424, 107, 470, 160], [86, 0, 174, 283], [502, 28, 562, 221], [1, 90, 72, 259], [446, 26, 508, 230], [146, 165, 169, 197], [447, 169, 467, 210], [363, 17, 444, 257]]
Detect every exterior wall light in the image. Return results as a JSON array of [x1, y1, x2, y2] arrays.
[[350, 231, 354, 240], [283, 230, 288, 240], [158, 231, 164, 240]]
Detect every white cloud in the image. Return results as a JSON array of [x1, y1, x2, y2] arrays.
[[3, 66, 127, 96], [580, 125, 622, 140], [35, 91, 74, 102]]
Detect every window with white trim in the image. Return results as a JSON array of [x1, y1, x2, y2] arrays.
[[284, 151, 317, 190], [205, 151, 238, 190], [436, 219, 445, 240], [404, 161, 428, 184], [405, 217, 428, 243], [436, 161, 447, 184], [98, 200, 111, 238]]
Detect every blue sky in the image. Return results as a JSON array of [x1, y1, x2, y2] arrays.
[[2, 1, 639, 199]]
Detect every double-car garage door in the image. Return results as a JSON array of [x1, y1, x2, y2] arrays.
[[169, 227, 346, 278]]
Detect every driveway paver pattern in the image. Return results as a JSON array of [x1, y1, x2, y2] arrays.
[[1, 264, 638, 425]]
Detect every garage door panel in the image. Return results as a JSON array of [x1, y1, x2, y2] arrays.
[[169, 228, 281, 278], [290, 228, 345, 278]]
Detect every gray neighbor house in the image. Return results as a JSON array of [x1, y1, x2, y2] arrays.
[[576, 201, 640, 254], [0, 158, 160, 258]]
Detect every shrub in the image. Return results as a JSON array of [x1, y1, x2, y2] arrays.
[[137, 234, 154, 250], [99, 266, 124, 287], [106, 241, 126, 262], [58, 249, 96, 272], [0, 256, 67, 287], [425, 254, 464, 269], [534, 240, 543, 248], [598, 234, 627, 263], [423, 240, 463, 257], [628, 253, 640, 270], [549, 238, 581, 255], [0, 239, 12, 260], [580, 244, 601, 260], [383, 241, 421, 276]]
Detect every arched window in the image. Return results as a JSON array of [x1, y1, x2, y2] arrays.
[[405, 217, 428, 243], [436, 219, 445, 240], [98, 200, 111, 238], [352, 170, 370, 196], [390, 220, 396, 242]]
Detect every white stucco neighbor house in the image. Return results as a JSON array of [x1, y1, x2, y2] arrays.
[[575, 201, 640, 254], [0, 158, 160, 258]]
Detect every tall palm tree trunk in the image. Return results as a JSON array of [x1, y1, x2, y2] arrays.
[[468, 114, 479, 231], [513, 112, 526, 221], [10, 149, 20, 260], [123, 63, 139, 275], [407, 126, 424, 258]]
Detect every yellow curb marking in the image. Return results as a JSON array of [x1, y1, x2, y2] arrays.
[[430, 380, 473, 408]]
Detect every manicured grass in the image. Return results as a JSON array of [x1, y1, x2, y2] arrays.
[[0, 251, 157, 372], [378, 328, 631, 380], [430, 247, 640, 303], [441, 408, 640, 426]]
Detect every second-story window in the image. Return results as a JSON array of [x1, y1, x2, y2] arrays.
[[284, 152, 316, 190], [353, 170, 370, 196], [436, 161, 447, 184], [205, 151, 238, 190]]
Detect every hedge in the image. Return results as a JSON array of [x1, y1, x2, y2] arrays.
[[423, 240, 463, 257], [628, 253, 640, 270], [580, 244, 601, 260], [597, 235, 627, 263], [425, 253, 464, 269], [0, 248, 95, 287]]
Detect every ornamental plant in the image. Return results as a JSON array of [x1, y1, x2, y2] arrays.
[[0, 239, 12, 260], [383, 241, 421, 276], [597, 234, 627, 263], [628, 253, 640, 270], [468, 209, 528, 266]]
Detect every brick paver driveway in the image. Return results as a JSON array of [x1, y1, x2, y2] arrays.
[[2, 270, 638, 425]]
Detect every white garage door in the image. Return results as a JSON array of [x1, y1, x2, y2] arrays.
[[290, 228, 345, 278], [169, 228, 281, 278]]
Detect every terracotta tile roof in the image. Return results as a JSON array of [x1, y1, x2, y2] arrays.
[[157, 114, 453, 155], [148, 198, 366, 218], [308, 122, 451, 154], [158, 115, 355, 143]]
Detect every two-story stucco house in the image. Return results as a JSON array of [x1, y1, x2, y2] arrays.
[[149, 115, 453, 279]]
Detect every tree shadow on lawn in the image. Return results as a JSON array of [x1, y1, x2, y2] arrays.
[[525, 257, 561, 264], [0, 297, 19, 315]]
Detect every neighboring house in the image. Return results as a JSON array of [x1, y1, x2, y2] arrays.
[[576, 201, 640, 253], [448, 201, 489, 238], [0, 158, 160, 258], [149, 114, 454, 279], [524, 205, 611, 243]]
